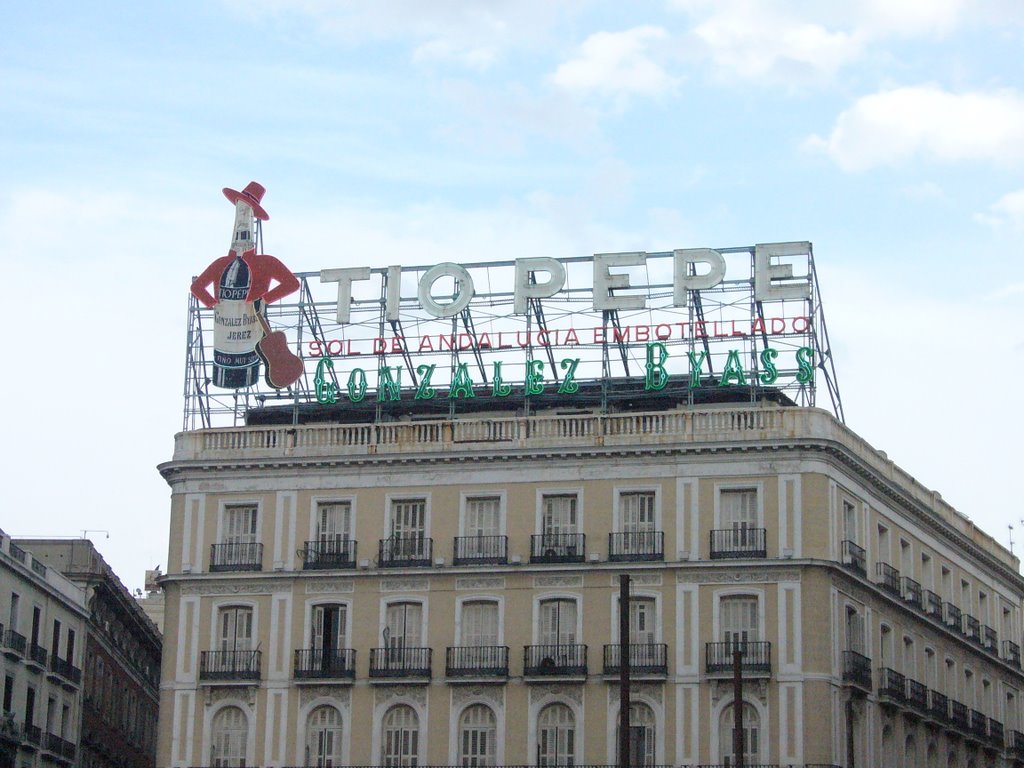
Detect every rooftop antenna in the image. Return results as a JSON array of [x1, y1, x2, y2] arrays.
[[81, 529, 110, 540]]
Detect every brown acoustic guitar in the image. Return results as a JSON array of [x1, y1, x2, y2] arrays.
[[255, 301, 304, 389]]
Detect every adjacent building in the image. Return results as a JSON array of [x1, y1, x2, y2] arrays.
[[0, 530, 86, 768], [155, 397, 1024, 767], [18, 540, 162, 768]]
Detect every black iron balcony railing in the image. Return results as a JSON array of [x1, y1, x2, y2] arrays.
[[923, 589, 942, 618], [877, 667, 905, 702], [989, 717, 1004, 747], [943, 602, 962, 630], [7, 542, 26, 564], [901, 577, 922, 609], [905, 678, 928, 713], [1004, 640, 1021, 667], [530, 533, 586, 564], [301, 539, 356, 570], [841, 650, 872, 691], [42, 732, 75, 760], [199, 650, 261, 681], [48, 656, 82, 686], [1009, 729, 1024, 759], [969, 709, 987, 739], [709, 528, 767, 559], [293, 648, 356, 680], [875, 562, 900, 596], [378, 535, 433, 567], [705, 641, 771, 675], [608, 531, 664, 562], [27, 643, 47, 668], [22, 724, 40, 746], [209, 542, 263, 572], [523, 644, 588, 676], [452, 535, 508, 566], [603, 643, 668, 676], [962, 614, 981, 643], [841, 540, 866, 576], [369, 646, 432, 678], [2, 629, 26, 657], [982, 625, 997, 653], [928, 690, 949, 723], [445, 645, 509, 677], [949, 699, 969, 730]]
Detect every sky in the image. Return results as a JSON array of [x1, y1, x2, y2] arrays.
[[2, 0, 1023, 592]]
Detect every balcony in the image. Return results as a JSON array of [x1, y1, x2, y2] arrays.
[[877, 667, 906, 704], [452, 535, 508, 566], [369, 647, 431, 679], [530, 533, 585, 564], [22, 724, 40, 748], [523, 644, 587, 677], [905, 677, 928, 715], [705, 641, 771, 676], [608, 531, 664, 562], [949, 699, 969, 731], [26, 643, 47, 671], [199, 650, 261, 681], [841, 650, 872, 691], [293, 648, 355, 681], [962, 614, 981, 643], [901, 577, 922, 609], [923, 589, 942, 618], [1009, 729, 1024, 759], [1004, 640, 1021, 667], [988, 718, 1004, 749], [969, 709, 988, 741], [709, 528, 767, 560], [943, 602, 962, 631], [982, 625, 998, 654], [1, 629, 26, 659], [927, 690, 949, 724], [48, 656, 82, 687], [378, 535, 432, 568], [209, 542, 263, 572], [875, 562, 901, 597], [42, 732, 75, 763], [300, 539, 356, 570], [841, 540, 866, 576], [445, 645, 509, 679], [602, 643, 669, 677]]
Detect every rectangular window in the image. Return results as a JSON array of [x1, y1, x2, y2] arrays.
[[542, 495, 577, 535], [721, 596, 759, 644], [464, 497, 501, 537], [385, 602, 423, 648], [620, 492, 656, 533], [845, 609, 865, 655], [218, 607, 253, 652], [390, 499, 426, 538], [8, 594, 18, 633], [842, 499, 857, 542], [539, 599, 577, 645], [629, 598, 656, 644], [222, 504, 258, 545], [3, 675, 13, 712], [50, 620, 61, 661], [316, 501, 351, 543], [720, 489, 757, 529], [66, 630, 75, 663], [311, 604, 347, 651], [460, 601, 499, 646]]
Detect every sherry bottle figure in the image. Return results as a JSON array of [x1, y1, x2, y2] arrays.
[[190, 182, 301, 389]]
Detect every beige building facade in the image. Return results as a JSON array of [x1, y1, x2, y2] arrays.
[[156, 403, 1024, 768]]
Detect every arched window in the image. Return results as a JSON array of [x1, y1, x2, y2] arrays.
[[382, 705, 419, 767], [211, 706, 247, 767], [617, 702, 656, 766], [458, 704, 496, 766], [306, 705, 343, 767], [718, 702, 759, 766], [537, 703, 575, 767]]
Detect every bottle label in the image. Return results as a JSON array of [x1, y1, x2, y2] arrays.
[[214, 299, 263, 361]]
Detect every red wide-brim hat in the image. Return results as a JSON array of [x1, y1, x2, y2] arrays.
[[223, 181, 270, 221]]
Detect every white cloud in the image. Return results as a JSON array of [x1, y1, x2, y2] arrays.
[[975, 189, 1024, 231], [805, 86, 1024, 171], [549, 26, 678, 99], [411, 39, 497, 71]]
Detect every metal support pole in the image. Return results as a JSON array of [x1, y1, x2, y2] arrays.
[[618, 574, 631, 768], [733, 648, 744, 768]]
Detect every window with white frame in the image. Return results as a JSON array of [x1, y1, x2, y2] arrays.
[[306, 705, 343, 767], [385, 602, 423, 650], [720, 596, 759, 645], [845, 607, 865, 655], [460, 601, 499, 647], [718, 702, 759, 766], [625, 597, 656, 645], [539, 598, 577, 646], [720, 489, 757, 530], [218, 606, 253, 653], [316, 501, 351, 544], [541, 495, 578, 535], [464, 497, 501, 537], [537, 703, 575, 767], [620, 491, 655, 533], [382, 705, 419, 767], [841, 499, 858, 542], [458, 704, 496, 767], [390, 499, 426, 538], [617, 702, 656, 767], [211, 706, 248, 767], [222, 505, 258, 545], [312, 604, 347, 653]]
